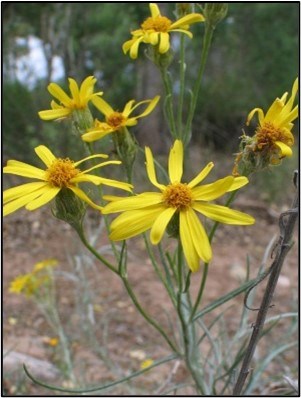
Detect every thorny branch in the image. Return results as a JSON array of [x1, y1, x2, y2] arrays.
[[233, 171, 299, 396]]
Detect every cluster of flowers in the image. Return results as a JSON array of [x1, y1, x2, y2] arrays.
[[9, 259, 58, 297], [3, 3, 298, 273]]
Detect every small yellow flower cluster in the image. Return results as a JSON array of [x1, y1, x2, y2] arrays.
[[9, 259, 58, 297]]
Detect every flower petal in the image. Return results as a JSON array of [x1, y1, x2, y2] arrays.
[[159, 32, 170, 54], [3, 182, 49, 204], [94, 176, 133, 192], [192, 176, 234, 201], [102, 192, 162, 213], [193, 202, 255, 225], [168, 140, 183, 183], [179, 210, 200, 272], [25, 187, 60, 210], [109, 206, 164, 240], [47, 82, 72, 107], [68, 186, 102, 210], [227, 176, 249, 192], [38, 108, 71, 120], [127, 96, 160, 119], [150, 207, 177, 244], [79, 76, 97, 99], [3, 186, 50, 216], [188, 162, 214, 188], [34, 146, 56, 167], [145, 147, 166, 190], [130, 36, 144, 59], [170, 13, 205, 30], [149, 3, 160, 18], [68, 78, 81, 105], [246, 107, 265, 126], [81, 125, 114, 142], [274, 141, 293, 157], [185, 208, 212, 264], [91, 96, 114, 116], [3, 161, 46, 180], [74, 153, 108, 167]]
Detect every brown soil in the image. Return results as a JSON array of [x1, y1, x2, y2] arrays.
[[3, 195, 298, 396]]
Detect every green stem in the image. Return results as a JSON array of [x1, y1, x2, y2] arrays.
[[190, 263, 209, 321], [160, 67, 178, 139], [185, 24, 214, 142], [77, 227, 118, 274], [23, 354, 178, 394], [85, 142, 120, 261], [174, 242, 205, 394], [190, 187, 242, 320], [177, 34, 186, 136], [121, 275, 179, 353]]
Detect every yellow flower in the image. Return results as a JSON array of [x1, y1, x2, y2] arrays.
[[247, 78, 298, 161], [33, 259, 58, 273], [122, 3, 205, 59], [9, 274, 42, 297], [82, 96, 160, 142], [140, 359, 154, 369], [43, 337, 59, 347], [102, 140, 255, 272], [38, 76, 103, 121], [3, 145, 132, 216]]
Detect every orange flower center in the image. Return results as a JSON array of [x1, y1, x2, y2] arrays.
[[255, 122, 293, 151], [106, 112, 126, 129], [163, 183, 192, 209], [46, 158, 80, 187], [141, 16, 172, 32]]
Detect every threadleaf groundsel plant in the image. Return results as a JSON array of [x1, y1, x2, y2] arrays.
[[3, 3, 298, 395]]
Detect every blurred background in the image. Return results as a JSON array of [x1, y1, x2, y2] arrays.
[[2, 2, 299, 204]]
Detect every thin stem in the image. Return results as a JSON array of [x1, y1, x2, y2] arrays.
[[160, 67, 178, 138], [143, 234, 176, 306], [23, 354, 178, 394], [233, 188, 299, 396], [86, 142, 120, 261], [77, 227, 118, 274], [177, 34, 186, 135], [121, 275, 179, 353], [191, 187, 241, 320], [190, 263, 209, 321], [185, 24, 214, 141]]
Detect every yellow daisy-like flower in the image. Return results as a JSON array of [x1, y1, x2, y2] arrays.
[[102, 140, 255, 272], [82, 95, 160, 142], [9, 274, 37, 296], [3, 145, 132, 217], [247, 78, 298, 161], [122, 3, 205, 59], [38, 76, 103, 121]]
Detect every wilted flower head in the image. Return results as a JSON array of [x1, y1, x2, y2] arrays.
[[234, 78, 298, 174]]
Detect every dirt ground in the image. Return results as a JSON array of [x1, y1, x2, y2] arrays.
[[3, 189, 298, 395]]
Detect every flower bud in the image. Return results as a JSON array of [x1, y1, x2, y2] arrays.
[[146, 45, 174, 69], [72, 108, 94, 135], [112, 127, 138, 182], [52, 188, 86, 232], [176, 3, 195, 17], [203, 3, 228, 28]]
